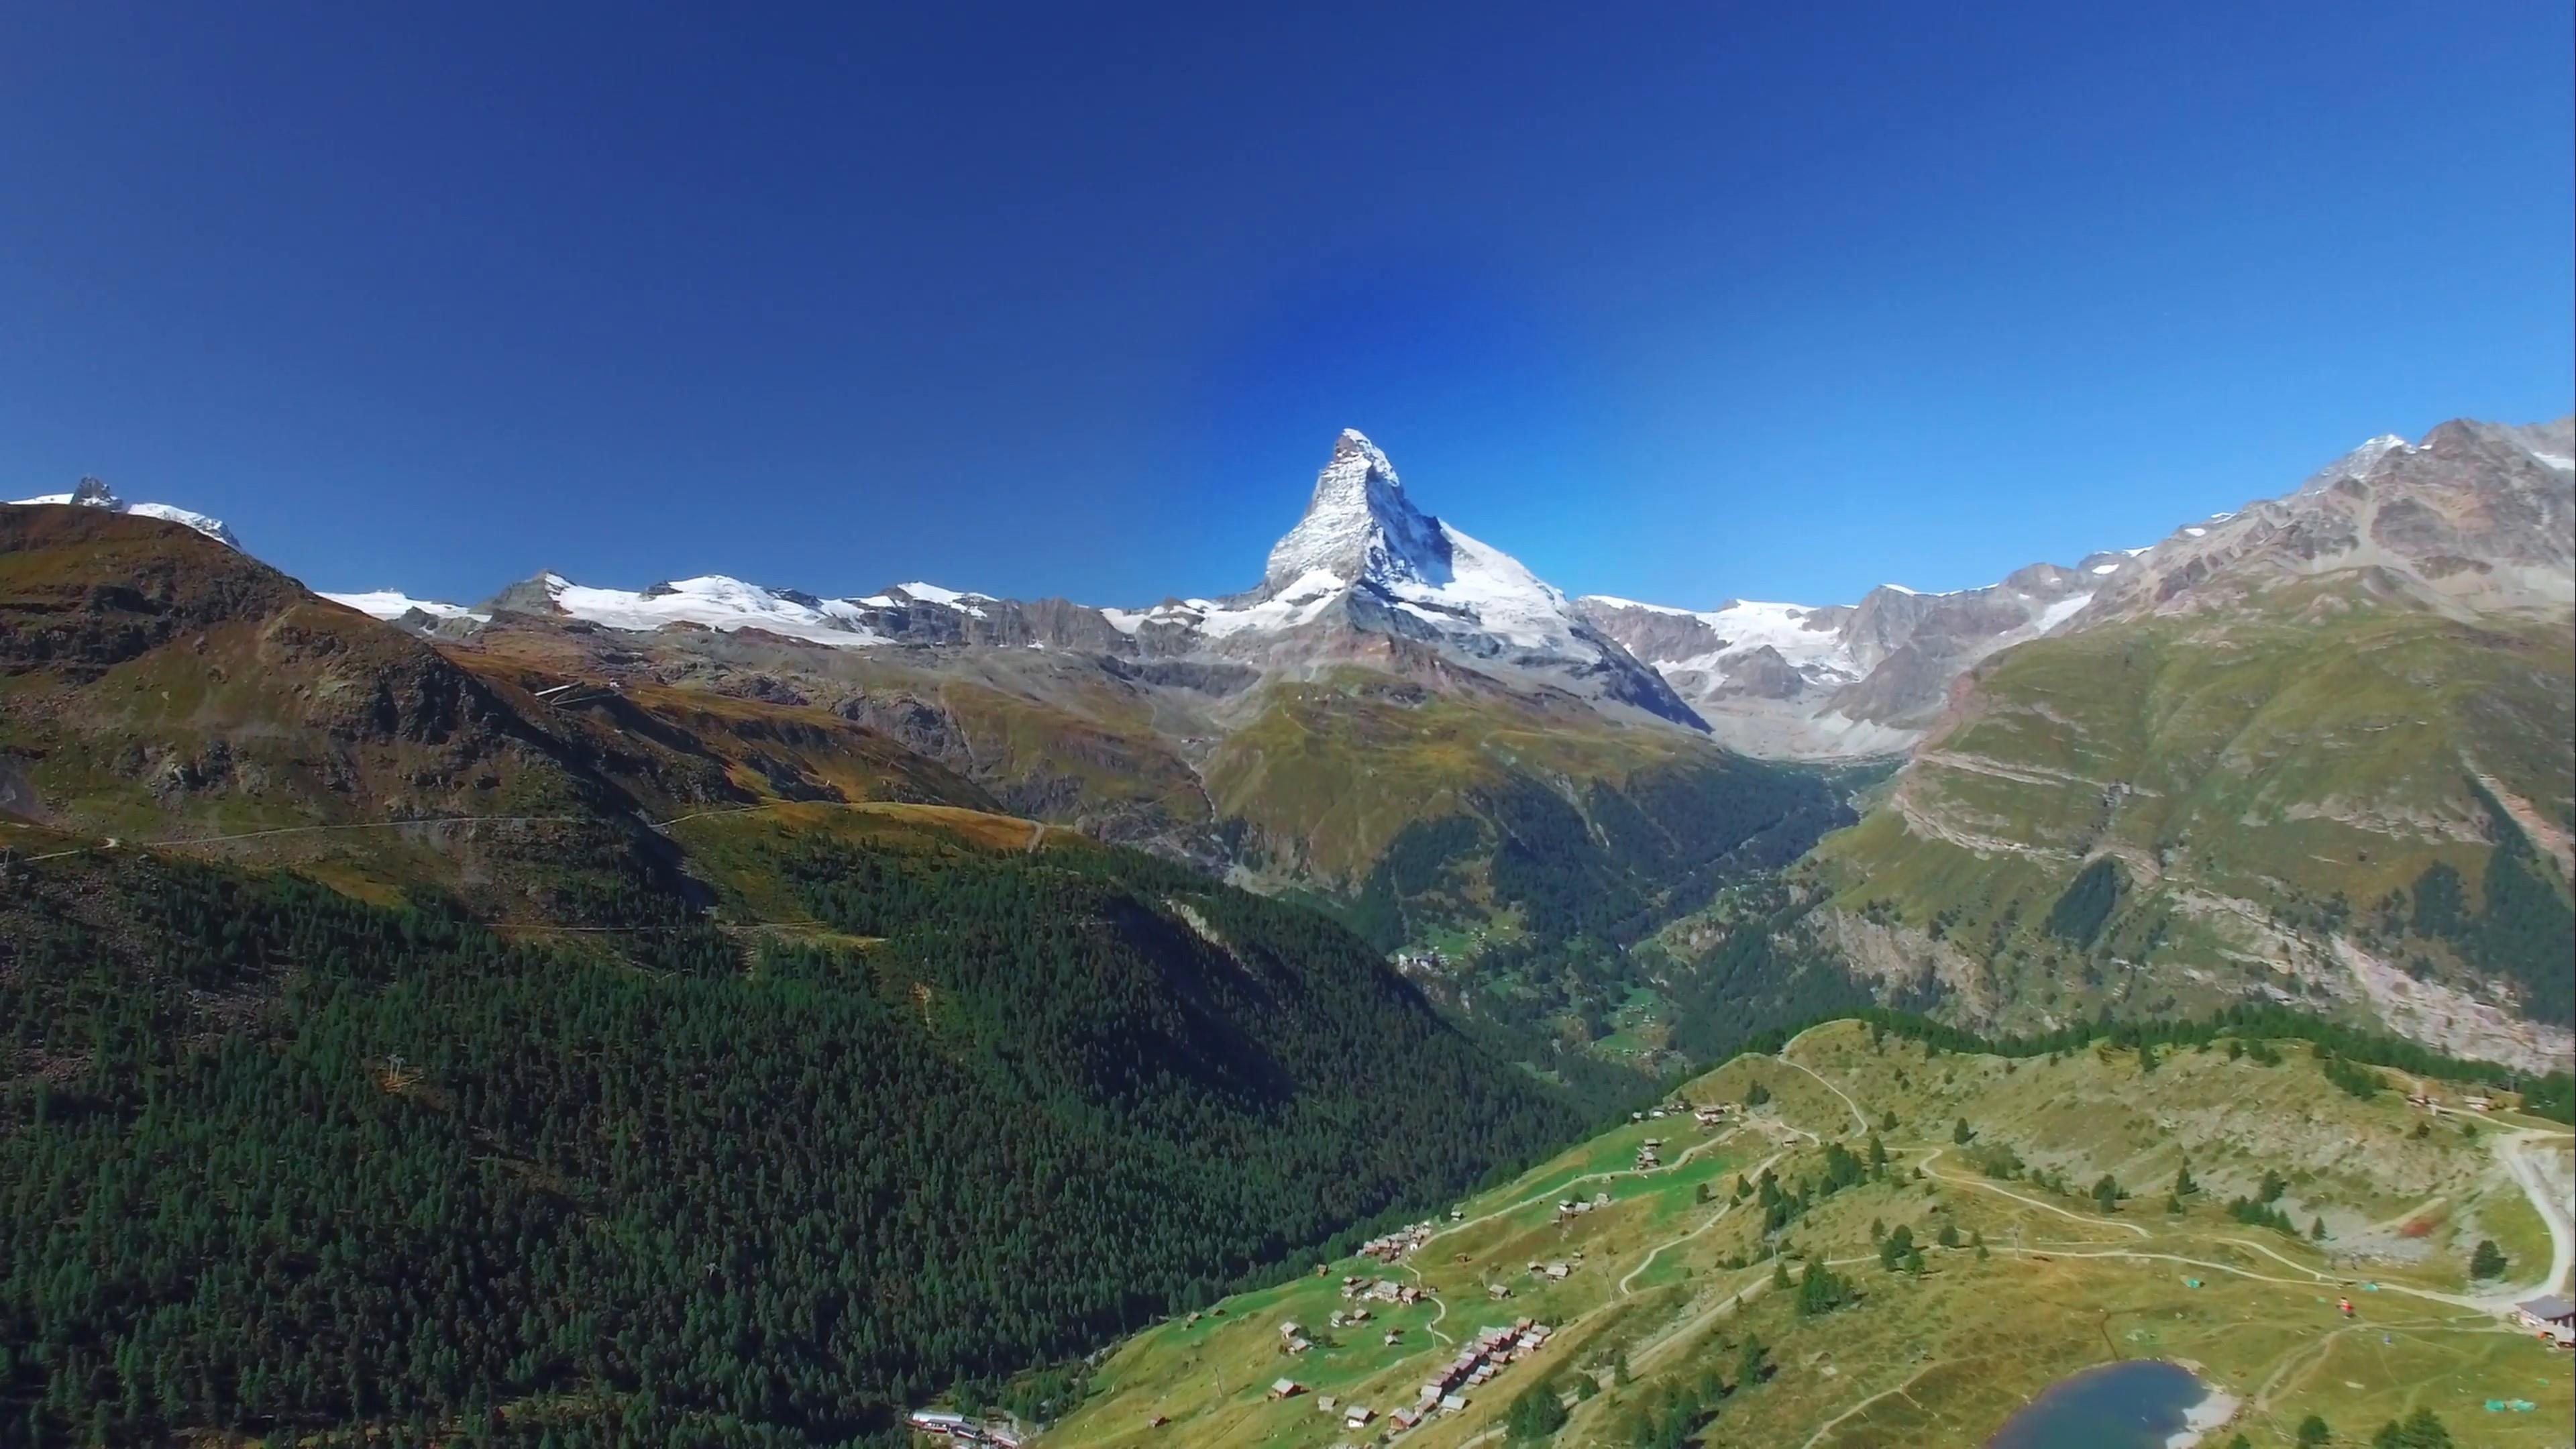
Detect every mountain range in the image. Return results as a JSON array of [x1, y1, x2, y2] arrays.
[[5, 411, 2572, 1449], [9, 417, 2574, 1072]]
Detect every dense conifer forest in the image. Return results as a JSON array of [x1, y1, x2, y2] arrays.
[[0, 833, 1582, 1446]]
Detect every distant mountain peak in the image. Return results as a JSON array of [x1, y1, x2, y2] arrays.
[[1261, 428, 1452, 596], [8, 476, 240, 549]]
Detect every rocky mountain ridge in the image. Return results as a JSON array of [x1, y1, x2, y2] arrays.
[[8, 415, 2572, 1066], [38, 419, 2572, 769], [8, 475, 241, 549], [1581, 416, 2575, 758], [326, 429, 1701, 731]]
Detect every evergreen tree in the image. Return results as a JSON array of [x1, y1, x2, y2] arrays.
[[0, 843, 1583, 1447], [2371, 1407, 2452, 1448], [1879, 1224, 1915, 1273], [2469, 1239, 2508, 1280], [1503, 1376, 1568, 1440], [1734, 1337, 1770, 1389], [1794, 1261, 1851, 1317]]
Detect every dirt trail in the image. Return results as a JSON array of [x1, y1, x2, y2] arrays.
[[1418, 1128, 1740, 1255], [1920, 1146, 2153, 1240], [1778, 1027, 1873, 1137], [1615, 1148, 1788, 1299], [2484, 1127, 2576, 1307]]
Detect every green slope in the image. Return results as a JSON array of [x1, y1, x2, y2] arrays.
[[1808, 596, 2576, 1040], [1198, 672, 1874, 1076], [1047, 1017, 2575, 1449]]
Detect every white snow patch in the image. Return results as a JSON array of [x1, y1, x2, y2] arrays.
[[2035, 592, 2094, 633], [1633, 598, 1860, 687], [543, 574, 885, 648], [1578, 594, 1698, 616], [12, 479, 240, 549], [889, 582, 994, 616], [323, 590, 487, 623]]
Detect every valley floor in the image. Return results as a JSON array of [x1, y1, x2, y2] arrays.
[[1036, 1022, 2575, 1448]]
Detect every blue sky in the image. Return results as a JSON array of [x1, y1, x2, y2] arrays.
[[3, 1, 2569, 608]]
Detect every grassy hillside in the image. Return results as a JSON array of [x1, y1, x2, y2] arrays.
[[0, 813, 1588, 1447], [1806, 598, 2575, 1055], [461, 619, 1222, 861], [1197, 672, 1872, 1077], [0, 506, 1026, 920], [1046, 1018, 2574, 1448]]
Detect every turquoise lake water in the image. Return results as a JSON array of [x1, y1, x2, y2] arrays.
[[1986, 1359, 2208, 1448]]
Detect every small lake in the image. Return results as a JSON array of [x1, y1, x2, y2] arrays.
[[1987, 1360, 2214, 1449]]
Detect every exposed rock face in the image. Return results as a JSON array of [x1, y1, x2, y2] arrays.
[[1260, 429, 1453, 596], [1584, 417, 2575, 761], [2075, 419, 2576, 625], [1802, 418, 2576, 1065], [1576, 564, 2101, 759]]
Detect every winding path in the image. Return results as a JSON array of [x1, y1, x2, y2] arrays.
[[1919, 1146, 2152, 1240], [2485, 1128, 2575, 1308], [1778, 1026, 1873, 1137]]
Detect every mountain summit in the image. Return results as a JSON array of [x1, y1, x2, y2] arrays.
[[1261, 429, 1452, 595], [9, 476, 241, 548]]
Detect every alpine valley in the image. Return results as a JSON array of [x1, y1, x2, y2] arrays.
[[3, 417, 2572, 1446]]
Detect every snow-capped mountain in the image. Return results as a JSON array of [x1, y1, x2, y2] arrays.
[[48, 418, 2569, 765], [1577, 417, 2576, 759], [319, 590, 488, 625], [1576, 558, 2120, 759], [1141, 431, 1701, 724], [380, 429, 1703, 728], [9, 477, 240, 548]]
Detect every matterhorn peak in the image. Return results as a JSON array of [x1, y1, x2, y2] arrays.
[[1260, 428, 1452, 596], [9, 475, 241, 549]]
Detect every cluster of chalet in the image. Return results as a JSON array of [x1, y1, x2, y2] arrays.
[[1635, 1137, 1664, 1169], [1522, 1254, 1580, 1283], [1391, 947, 1450, 976], [1311, 1393, 1380, 1436], [1358, 1219, 1440, 1263], [1555, 1191, 1613, 1222], [903, 1409, 1022, 1447], [1270, 1319, 1558, 1430], [1632, 1099, 1738, 1128], [1340, 1274, 1429, 1307], [1268, 1379, 1391, 1439], [1391, 1320, 1556, 1430]]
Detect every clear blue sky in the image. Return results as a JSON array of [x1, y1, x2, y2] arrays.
[[3, 1, 2569, 608]]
